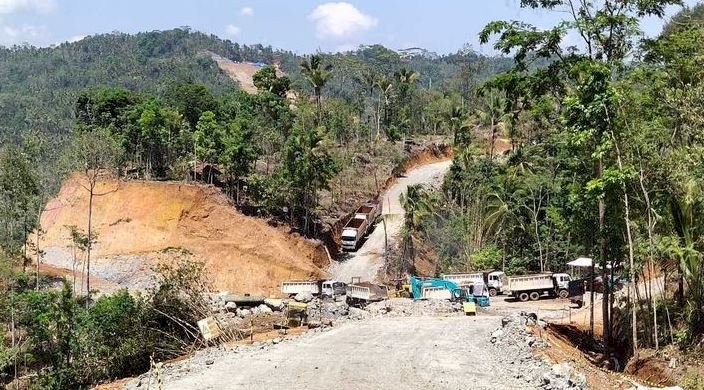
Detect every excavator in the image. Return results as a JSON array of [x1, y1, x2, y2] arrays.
[[407, 276, 489, 315]]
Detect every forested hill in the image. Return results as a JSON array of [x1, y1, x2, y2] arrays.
[[0, 29, 268, 139], [0, 28, 511, 141]]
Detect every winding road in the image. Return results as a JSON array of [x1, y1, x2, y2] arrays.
[[329, 160, 452, 283]]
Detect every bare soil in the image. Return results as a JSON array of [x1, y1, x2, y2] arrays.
[[39, 177, 329, 296]]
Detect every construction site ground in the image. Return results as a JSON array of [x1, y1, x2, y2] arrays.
[[113, 294, 640, 390]]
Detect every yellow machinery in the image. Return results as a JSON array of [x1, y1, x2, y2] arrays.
[[463, 301, 477, 316], [285, 301, 308, 327]]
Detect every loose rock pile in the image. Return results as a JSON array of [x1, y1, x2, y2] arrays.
[[365, 298, 462, 317], [490, 313, 587, 390]]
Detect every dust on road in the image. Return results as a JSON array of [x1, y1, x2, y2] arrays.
[[143, 316, 536, 390], [329, 160, 452, 283]]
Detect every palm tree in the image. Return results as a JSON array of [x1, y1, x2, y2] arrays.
[[476, 89, 506, 158], [375, 76, 394, 139], [395, 67, 420, 84], [399, 184, 436, 275], [300, 55, 332, 124], [445, 105, 472, 146]]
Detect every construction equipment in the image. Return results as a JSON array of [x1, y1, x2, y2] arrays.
[[281, 280, 320, 297], [505, 273, 572, 302], [341, 200, 381, 251], [346, 282, 388, 306], [285, 301, 308, 327], [408, 276, 490, 308], [321, 280, 346, 298], [441, 271, 506, 296]]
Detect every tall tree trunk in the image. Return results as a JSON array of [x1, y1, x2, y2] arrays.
[[598, 157, 611, 345], [611, 131, 638, 355], [86, 182, 94, 306], [639, 166, 659, 349]]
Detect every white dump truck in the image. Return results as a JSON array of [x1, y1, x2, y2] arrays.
[[345, 282, 388, 306], [505, 273, 572, 302], [441, 271, 506, 296], [281, 280, 320, 297], [281, 280, 347, 298], [341, 200, 381, 251]]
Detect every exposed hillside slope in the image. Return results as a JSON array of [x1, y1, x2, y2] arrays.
[[40, 177, 329, 295]]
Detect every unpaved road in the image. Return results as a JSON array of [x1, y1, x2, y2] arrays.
[[144, 316, 534, 390], [330, 160, 452, 283]]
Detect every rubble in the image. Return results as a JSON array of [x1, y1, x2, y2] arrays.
[[490, 313, 586, 390], [294, 292, 313, 303], [365, 298, 462, 317]]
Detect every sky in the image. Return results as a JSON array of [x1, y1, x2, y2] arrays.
[[0, 0, 699, 54]]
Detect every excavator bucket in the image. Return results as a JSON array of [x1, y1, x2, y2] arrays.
[[463, 301, 477, 316]]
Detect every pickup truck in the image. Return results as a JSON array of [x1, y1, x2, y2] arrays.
[[341, 201, 381, 251], [505, 273, 572, 302], [441, 271, 506, 296]]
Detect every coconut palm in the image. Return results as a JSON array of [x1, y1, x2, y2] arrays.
[[299, 55, 333, 123], [375, 76, 394, 138]]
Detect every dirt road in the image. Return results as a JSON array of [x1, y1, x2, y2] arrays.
[[138, 316, 535, 390], [329, 160, 452, 283]]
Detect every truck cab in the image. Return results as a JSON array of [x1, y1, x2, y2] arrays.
[[486, 271, 505, 296], [553, 273, 572, 290], [321, 280, 346, 298], [341, 228, 359, 251]]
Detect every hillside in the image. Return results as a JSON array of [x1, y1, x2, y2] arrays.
[[0, 29, 274, 140], [39, 177, 329, 296]]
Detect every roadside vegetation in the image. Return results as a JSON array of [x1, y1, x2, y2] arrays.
[[2, 1, 704, 387], [401, 0, 704, 374]]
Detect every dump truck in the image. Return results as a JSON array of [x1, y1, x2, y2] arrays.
[[345, 282, 388, 306], [341, 200, 381, 251], [321, 280, 346, 298], [281, 280, 320, 297], [505, 273, 572, 302], [441, 271, 506, 296]]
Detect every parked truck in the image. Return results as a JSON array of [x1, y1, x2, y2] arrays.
[[341, 200, 381, 251], [281, 280, 320, 297], [345, 282, 388, 306], [505, 273, 572, 302], [281, 280, 347, 298], [441, 271, 506, 297]]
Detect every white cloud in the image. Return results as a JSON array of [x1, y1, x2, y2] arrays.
[[308, 2, 377, 39], [0, 23, 46, 45], [240, 6, 254, 17], [0, 0, 56, 14], [335, 43, 357, 53], [225, 24, 241, 37], [68, 34, 85, 43]]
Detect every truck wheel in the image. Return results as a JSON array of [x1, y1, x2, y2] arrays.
[[558, 289, 569, 299], [489, 288, 497, 297], [529, 292, 540, 301], [518, 292, 530, 302]]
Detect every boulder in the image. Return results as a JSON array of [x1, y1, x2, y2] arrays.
[[225, 301, 238, 312], [237, 308, 251, 318], [294, 292, 314, 303], [264, 298, 284, 311], [257, 304, 273, 314]]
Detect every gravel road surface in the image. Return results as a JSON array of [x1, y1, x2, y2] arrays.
[[141, 316, 537, 390], [330, 160, 452, 283]]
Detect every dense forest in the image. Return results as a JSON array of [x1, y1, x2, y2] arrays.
[[401, 0, 704, 365], [2, 0, 704, 387]]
